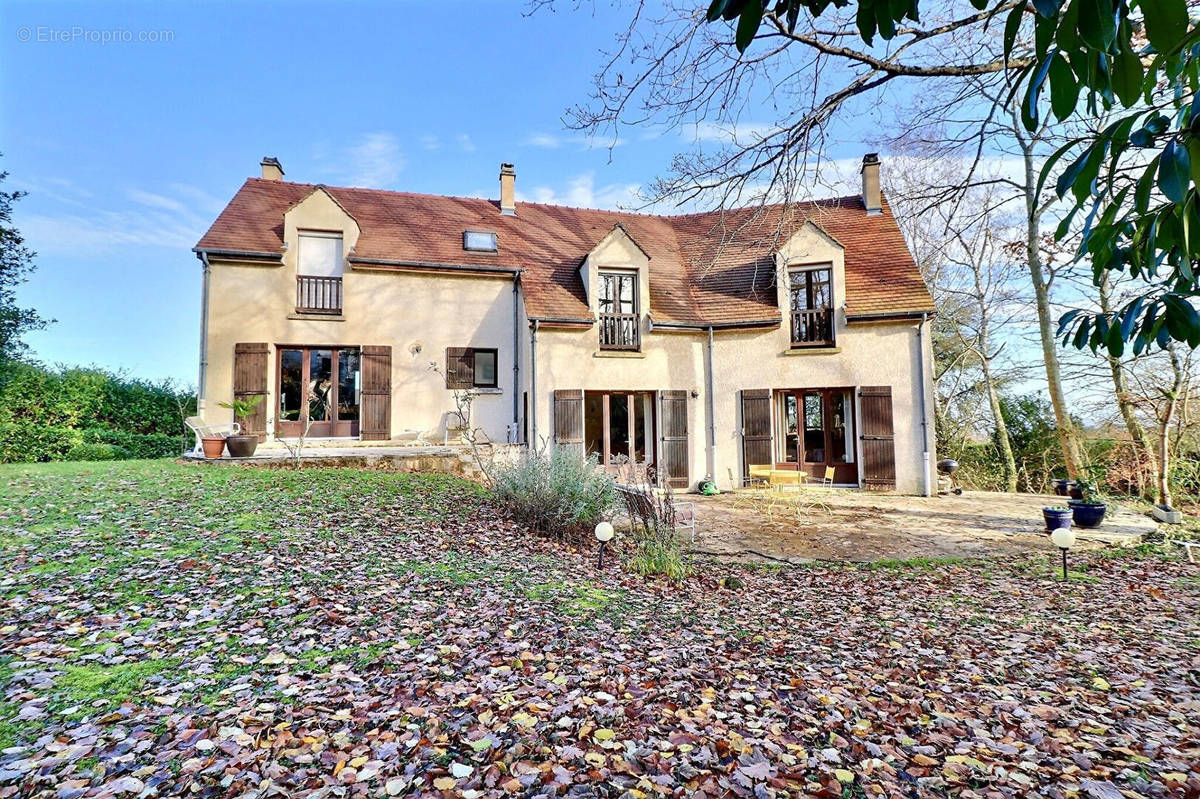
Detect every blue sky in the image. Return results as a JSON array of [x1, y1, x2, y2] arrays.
[[1, 0, 878, 385]]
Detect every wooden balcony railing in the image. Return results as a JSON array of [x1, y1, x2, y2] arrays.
[[790, 308, 835, 347], [599, 312, 641, 350], [296, 275, 343, 315]]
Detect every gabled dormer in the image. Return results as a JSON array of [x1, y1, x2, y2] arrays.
[[774, 220, 845, 348], [283, 186, 361, 317], [579, 224, 651, 351]]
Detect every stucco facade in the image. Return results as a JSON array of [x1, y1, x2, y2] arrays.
[[195, 157, 936, 495]]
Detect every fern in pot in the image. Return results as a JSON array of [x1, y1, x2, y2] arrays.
[[219, 396, 264, 458]]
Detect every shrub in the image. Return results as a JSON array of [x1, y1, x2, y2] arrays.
[[82, 428, 184, 460], [615, 464, 691, 581], [0, 422, 81, 463], [65, 442, 130, 461], [492, 446, 615, 540]]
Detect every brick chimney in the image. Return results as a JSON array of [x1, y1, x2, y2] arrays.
[[499, 163, 516, 216], [261, 157, 285, 181], [861, 153, 881, 215]]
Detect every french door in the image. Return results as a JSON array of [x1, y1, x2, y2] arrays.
[[583, 391, 656, 475], [777, 387, 858, 483], [276, 346, 361, 438]]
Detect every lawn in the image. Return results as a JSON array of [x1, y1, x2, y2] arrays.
[[0, 461, 1197, 798]]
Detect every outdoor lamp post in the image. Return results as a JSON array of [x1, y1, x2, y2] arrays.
[[594, 521, 614, 569], [1050, 526, 1076, 581]]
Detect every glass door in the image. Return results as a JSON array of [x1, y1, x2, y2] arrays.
[[775, 388, 858, 484], [276, 346, 361, 438]]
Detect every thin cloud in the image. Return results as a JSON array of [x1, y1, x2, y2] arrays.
[[457, 134, 477, 153], [345, 132, 405, 188], [519, 172, 642, 210], [524, 133, 560, 149], [420, 134, 441, 151]]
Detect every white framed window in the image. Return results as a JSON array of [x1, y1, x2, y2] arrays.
[[298, 231, 344, 277], [463, 230, 498, 252]]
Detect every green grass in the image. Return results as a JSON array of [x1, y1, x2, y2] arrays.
[[55, 658, 181, 717]]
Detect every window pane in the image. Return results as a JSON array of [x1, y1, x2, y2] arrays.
[[299, 233, 343, 277], [598, 274, 614, 313], [803, 393, 825, 462], [309, 350, 334, 422], [617, 275, 635, 313], [811, 269, 831, 308], [633, 395, 647, 462], [783, 394, 798, 463], [279, 350, 303, 421], [474, 350, 497, 386], [463, 231, 497, 252], [584, 394, 604, 459], [337, 350, 360, 422], [830, 390, 849, 463], [609, 394, 630, 459]]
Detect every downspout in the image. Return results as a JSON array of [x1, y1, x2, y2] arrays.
[[705, 326, 716, 483], [529, 319, 539, 450], [511, 273, 520, 443], [917, 312, 931, 497], [196, 251, 212, 413]]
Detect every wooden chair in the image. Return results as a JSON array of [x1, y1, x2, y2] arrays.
[[184, 416, 240, 456], [817, 465, 836, 487]]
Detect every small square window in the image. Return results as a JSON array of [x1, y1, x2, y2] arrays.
[[463, 230, 498, 252], [473, 349, 498, 388]]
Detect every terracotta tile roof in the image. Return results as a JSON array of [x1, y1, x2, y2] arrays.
[[195, 178, 933, 324]]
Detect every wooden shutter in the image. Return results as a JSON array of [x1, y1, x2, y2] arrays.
[[553, 389, 584, 457], [445, 347, 474, 389], [360, 346, 392, 441], [740, 389, 773, 482], [232, 343, 269, 441], [658, 390, 689, 489], [860, 385, 896, 490]]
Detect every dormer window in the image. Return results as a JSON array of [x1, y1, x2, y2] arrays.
[[598, 269, 640, 350], [463, 230, 498, 253], [296, 231, 343, 315], [788, 265, 834, 347]]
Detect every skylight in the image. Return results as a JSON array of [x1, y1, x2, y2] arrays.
[[463, 230, 498, 253]]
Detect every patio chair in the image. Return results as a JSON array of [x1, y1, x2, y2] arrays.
[[184, 416, 240, 456], [614, 484, 698, 545], [817, 466, 836, 488]]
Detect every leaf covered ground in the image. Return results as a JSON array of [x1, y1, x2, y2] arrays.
[[0, 460, 1198, 798]]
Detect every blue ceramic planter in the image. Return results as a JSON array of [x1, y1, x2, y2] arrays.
[[1043, 507, 1072, 532]]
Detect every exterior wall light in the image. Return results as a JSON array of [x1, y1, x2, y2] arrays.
[[1050, 526, 1076, 580], [595, 521, 615, 569]]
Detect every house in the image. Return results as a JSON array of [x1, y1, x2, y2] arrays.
[[193, 155, 936, 493]]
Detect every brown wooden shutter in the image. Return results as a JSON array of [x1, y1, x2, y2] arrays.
[[859, 385, 895, 490], [360, 345, 392, 441], [445, 347, 474, 389], [553, 389, 584, 457], [740, 389, 773, 482], [232, 343, 269, 441], [658, 390, 689, 489]]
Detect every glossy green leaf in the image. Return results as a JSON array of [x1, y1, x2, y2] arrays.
[[1158, 138, 1191, 202], [1049, 53, 1079, 120], [1077, 0, 1117, 50], [1112, 46, 1145, 106], [1139, 0, 1188, 54], [735, 0, 765, 52]]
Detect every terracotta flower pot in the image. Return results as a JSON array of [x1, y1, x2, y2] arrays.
[[201, 436, 226, 459]]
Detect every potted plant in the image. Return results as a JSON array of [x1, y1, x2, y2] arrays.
[[219, 396, 264, 458], [1069, 479, 1107, 529], [1052, 478, 1076, 497], [200, 434, 227, 460], [1043, 505, 1073, 532]]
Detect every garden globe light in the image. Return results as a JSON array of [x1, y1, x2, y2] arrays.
[[1050, 526, 1075, 581], [594, 521, 615, 569]]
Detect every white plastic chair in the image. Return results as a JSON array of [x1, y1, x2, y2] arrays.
[[184, 416, 240, 455]]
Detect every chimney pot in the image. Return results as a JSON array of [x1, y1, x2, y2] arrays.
[[499, 163, 516, 216], [861, 153, 881, 215], [261, 157, 285, 181]]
